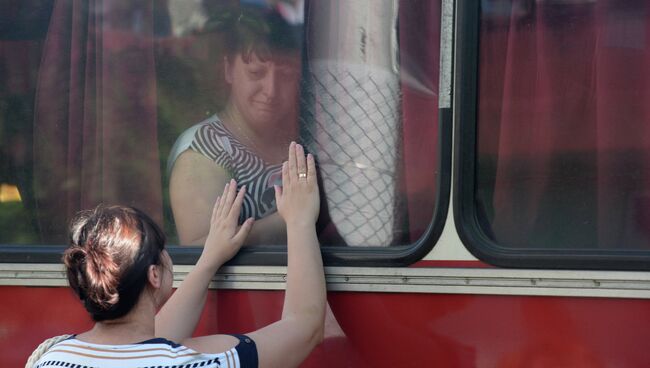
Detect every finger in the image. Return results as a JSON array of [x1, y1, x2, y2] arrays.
[[307, 153, 316, 186], [211, 196, 221, 225], [216, 182, 230, 218], [281, 159, 290, 189], [274, 184, 283, 203], [220, 179, 238, 217], [287, 141, 297, 184], [232, 217, 254, 245], [227, 185, 246, 221], [296, 144, 307, 181]]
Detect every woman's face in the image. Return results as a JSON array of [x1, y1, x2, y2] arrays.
[[225, 52, 300, 132]]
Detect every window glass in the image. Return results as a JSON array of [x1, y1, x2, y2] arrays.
[[0, 0, 440, 251], [477, 0, 650, 250]]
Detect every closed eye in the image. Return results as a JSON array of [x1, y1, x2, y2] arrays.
[[247, 67, 267, 79]]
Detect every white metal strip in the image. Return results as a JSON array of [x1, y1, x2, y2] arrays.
[[2, 264, 650, 299], [438, 0, 454, 108]]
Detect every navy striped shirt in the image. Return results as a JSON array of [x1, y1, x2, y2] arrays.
[[34, 334, 258, 368]]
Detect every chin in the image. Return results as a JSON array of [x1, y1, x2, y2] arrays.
[[253, 117, 281, 129]]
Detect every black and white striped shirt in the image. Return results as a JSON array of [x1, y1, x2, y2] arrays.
[[168, 115, 282, 223]]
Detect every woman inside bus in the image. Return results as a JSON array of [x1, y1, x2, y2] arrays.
[[34, 143, 325, 368], [168, 4, 303, 246]]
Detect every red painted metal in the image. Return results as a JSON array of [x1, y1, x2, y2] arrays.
[[5, 286, 650, 367], [1, 287, 92, 367]]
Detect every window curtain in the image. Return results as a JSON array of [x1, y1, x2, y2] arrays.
[[479, 0, 650, 249], [399, 0, 441, 242], [33, 0, 162, 242]]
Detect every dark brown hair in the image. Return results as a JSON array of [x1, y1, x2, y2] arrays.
[[63, 205, 166, 321], [204, 3, 302, 62]]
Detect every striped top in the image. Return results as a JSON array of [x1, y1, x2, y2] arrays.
[[168, 115, 282, 223], [34, 334, 258, 368]]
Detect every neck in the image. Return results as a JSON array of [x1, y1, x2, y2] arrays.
[[222, 106, 296, 163], [77, 292, 157, 345]]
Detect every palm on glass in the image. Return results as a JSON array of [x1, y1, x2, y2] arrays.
[[203, 179, 254, 267], [274, 142, 320, 227]]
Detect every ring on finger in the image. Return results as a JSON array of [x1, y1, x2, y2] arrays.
[[298, 172, 307, 179]]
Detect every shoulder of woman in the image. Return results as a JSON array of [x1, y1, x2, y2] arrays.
[[171, 150, 227, 183], [167, 123, 204, 175], [167, 116, 227, 175], [180, 334, 240, 355]]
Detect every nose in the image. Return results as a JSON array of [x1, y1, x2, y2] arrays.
[[260, 70, 279, 101]]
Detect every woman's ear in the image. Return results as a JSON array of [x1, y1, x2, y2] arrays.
[[224, 56, 233, 85], [147, 264, 162, 289]]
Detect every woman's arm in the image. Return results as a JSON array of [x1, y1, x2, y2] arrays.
[[170, 149, 286, 246], [245, 143, 326, 367], [156, 180, 253, 341], [182, 143, 326, 368], [170, 150, 229, 246], [242, 212, 286, 245]]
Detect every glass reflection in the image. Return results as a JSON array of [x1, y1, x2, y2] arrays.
[[0, 0, 440, 248]]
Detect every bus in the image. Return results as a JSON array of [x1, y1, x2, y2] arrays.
[[2, 0, 650, 366]]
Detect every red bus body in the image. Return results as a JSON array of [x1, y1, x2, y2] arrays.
[[4, 261, 650, 367]]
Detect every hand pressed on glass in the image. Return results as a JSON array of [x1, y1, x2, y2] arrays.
[[202, 179, 254, 269], [275, 142, 319, 227]]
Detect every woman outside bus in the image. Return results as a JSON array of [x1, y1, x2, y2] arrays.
[[168, 4, 302, 246], [34, 143, 325, 368]]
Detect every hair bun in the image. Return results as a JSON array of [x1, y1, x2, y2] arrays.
[[83, 242, 120, 307], [64, 205, 165, 321]]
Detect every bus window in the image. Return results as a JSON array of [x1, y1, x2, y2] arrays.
[[0, 1, 445, 265], [459, 0, 650, 268], [300, 0, 445, 250]]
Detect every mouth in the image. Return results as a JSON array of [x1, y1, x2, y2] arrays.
[[254, 103, 275, 112]]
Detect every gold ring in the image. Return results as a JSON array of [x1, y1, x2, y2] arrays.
[[298, 172, 307, 178]]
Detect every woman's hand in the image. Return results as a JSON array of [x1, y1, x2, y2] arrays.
[[245, 143, 325, 367], [275, 142, 320, 227], [201, 179, 254, 269], [157, 179, 252, 341]]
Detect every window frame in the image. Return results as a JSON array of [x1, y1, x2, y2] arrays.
[[0, 4, 453, 268], [454, 0, 650, 271]]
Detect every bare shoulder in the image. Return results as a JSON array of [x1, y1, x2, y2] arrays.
[[181, 334, 240, 354], [172, 150, 217, 173], [170, 150, 229, 186], [169, 149, 230, 244]]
